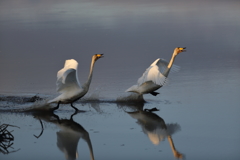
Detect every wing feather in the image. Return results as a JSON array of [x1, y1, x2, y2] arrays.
[[156, 59, 180, 74], [137, 59, 166, 86], [56, 59, 82, 93], [137, 58, 180, 86]]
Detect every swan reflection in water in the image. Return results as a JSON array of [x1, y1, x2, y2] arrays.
[[120, 103, 184, 159], [33, 111, 94, 160]]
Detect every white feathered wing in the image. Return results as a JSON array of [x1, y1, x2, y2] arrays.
[[56, 59, 82, 93], [126, 58, 179, 94], [48, 59, 83, 103], [137, 59, 167, 86]]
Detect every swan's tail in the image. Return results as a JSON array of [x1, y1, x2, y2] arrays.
[[125, 85, 138, 93]]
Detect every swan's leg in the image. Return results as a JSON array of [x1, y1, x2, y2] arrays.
[[70, 110, 78, 120], [71, 103, 79, 112], [52, 101, 61, 111], [144, 107, 159, 112], [150, 91, 159, 96], [52, 113, 61, 124]]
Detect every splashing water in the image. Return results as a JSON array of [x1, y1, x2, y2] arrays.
[[0, 94, 53, 112], [0, 91, 145, 113], [81, 87, 102, 102], [116, 93, 145, 103]]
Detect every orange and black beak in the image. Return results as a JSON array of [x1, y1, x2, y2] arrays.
[[96, 53, 104, 58], [179, 47, 186, 52]]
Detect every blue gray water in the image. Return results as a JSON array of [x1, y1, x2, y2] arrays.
[[0, 0, 240, 160]]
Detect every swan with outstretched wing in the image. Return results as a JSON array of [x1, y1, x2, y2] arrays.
[[126, 47, 186, 96], [48, 54, 104, 111]]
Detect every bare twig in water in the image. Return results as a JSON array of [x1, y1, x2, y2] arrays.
[[34, 119, 44, 138], [0, 124, 20, 154]]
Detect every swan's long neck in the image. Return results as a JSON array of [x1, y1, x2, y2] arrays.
[[84, 134, 94, 160], [84, 57, 96, 90], [163, 51, 177, 77]]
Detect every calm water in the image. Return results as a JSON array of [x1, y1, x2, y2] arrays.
[[0, 0, 240, 159]]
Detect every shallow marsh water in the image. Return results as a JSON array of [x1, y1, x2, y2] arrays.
[[0, 0, 240, 160]]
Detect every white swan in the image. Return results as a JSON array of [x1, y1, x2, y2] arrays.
[[48, 54, 104, 111], [126, 47, 186, 96]]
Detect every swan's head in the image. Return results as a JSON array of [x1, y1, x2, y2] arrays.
[[93, 54, 104, 61], [174, 47, 186, 55]]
